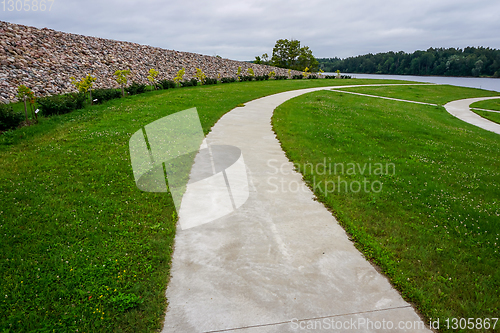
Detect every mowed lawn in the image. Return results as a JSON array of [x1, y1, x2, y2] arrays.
[[335, 84, 499, 105], [272, 85, 500, 332], [0, 78, 407, 332], [471, 98, 500, 111], [471, 98, 500, 125], [340, 84, 500, 128]]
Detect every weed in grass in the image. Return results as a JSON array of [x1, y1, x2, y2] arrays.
[[111, 292, 143, 312]]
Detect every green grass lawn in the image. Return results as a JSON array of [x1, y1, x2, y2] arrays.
[[272, 86, 500, 332], [0, 78, 412, 332], [471, 98, 500, 111], [470, 99, 500, 125], [335, 84, 499, 105], [473, 110, 500, 125]]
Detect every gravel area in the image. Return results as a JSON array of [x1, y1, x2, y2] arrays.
[[0, 21, 301, 103]]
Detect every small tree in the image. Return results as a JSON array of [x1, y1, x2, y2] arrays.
[[269, 70, 276, 79], [236, 66, 242, 81], [114, 69, 130, 97], [70, 74, 96, 104], [262, 53, 269, 65], [16, 85, 33, 122], [195, 68, 207, 85], [288, 69, 291, 78], [27, 90, 37, 121], [147, 68, 159, 90], [302, 67, 309, 78], [318, 69, 324, 77], [174, 68, 185, 87], [336, 70, 341, 79], [247, 68, 254, 77]]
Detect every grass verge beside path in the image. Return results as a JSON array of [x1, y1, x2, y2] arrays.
[[473, 110, 500, 125], [471, 99, 500, 112], [0, 79, 408, 332], [471, 99, 500, 125], [272, 87, 500, 332], [335, 84, 499, 105]]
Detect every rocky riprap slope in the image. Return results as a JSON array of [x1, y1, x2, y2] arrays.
[[0, 21, 301, 104]]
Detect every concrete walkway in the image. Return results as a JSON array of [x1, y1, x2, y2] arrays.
[[444, 97, 500, 135], [162, 85, 432, 332]]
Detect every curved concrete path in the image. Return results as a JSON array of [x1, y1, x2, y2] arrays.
[[162, 85, 432, 332], [444, 97, 500, 135]]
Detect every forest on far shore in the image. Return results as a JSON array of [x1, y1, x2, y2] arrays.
[[318, 47, 500, 77]]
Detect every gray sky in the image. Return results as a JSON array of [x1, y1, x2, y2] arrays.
[[1, 0, 499, 61]]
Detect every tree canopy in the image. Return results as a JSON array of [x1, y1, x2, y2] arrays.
[[318, 47, 500, 77], [254, 39, 319, 72]]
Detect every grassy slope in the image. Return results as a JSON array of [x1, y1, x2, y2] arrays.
[[272, 86, 500, 332], [335, 84, 499, 105], [470, 99, 500, 125], [471, 99, 500, 111], [473, 110, 500, 125], [0, 78, 411, 332]]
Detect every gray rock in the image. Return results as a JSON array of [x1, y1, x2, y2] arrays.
[[0, 20, 303, 103]]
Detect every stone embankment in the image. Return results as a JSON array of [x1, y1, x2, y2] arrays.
[[0, 21, 301, 103]]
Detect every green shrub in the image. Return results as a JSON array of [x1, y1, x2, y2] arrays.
[[125, 82, 147, 95], [274, 75, 288, 80], [180, 80, 194, 87], [292, 75, 303, 80], [179, 78, 199, 87], [159, 79, 176, 89], [0, 128, 16, 145], [74, 93, 86, 109], [0, 103, 23, 131], [324, 75, 335, 79], [221, 77, 236, 83], [255, 75, 269, 81], [180, 78, 198, 87], [92, 88, 121, 104], [307, 75, 318, 79], [204, 77, 218, 85], [37, 93, 86, 116], [239, 75, 253, 82]]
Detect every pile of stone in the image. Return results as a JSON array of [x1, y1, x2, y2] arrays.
[[0, 21, 302, 104]]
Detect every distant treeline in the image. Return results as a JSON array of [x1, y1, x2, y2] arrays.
[[318, 47, 500, 77]]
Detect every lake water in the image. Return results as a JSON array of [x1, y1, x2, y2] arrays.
[[324, 73, 500, 93]]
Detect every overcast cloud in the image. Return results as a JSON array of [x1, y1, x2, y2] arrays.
[[1, 0, 499, 60]]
